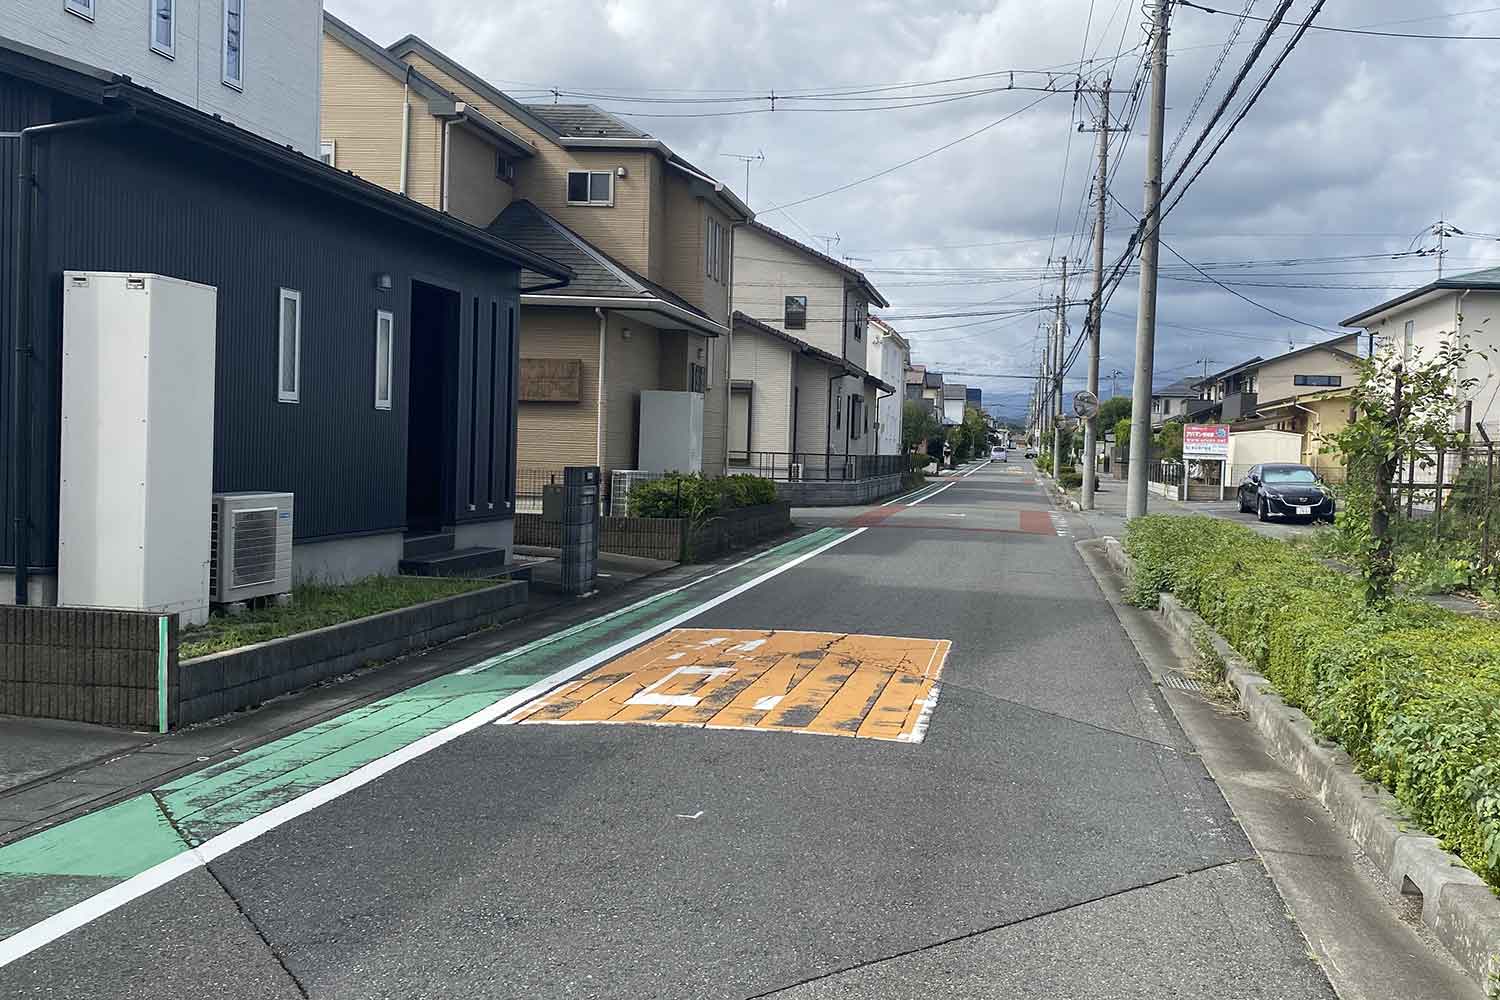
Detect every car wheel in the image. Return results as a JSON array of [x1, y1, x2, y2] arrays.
[[1257, 498, 1270, 523], [1237, 492, 1248, 514]]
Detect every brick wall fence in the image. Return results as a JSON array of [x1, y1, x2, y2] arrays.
[[1, 606, 178, 729], [2, 581, 526, 729]]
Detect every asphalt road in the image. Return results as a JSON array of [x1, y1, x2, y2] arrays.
[[0, 464, 1335, 999]]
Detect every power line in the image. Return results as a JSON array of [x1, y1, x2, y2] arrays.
[[761, 91, 1058, 213], [1177, 0, 1500, 40]]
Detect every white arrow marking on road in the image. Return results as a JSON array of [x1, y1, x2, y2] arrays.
[[676, 811, 705, 820]]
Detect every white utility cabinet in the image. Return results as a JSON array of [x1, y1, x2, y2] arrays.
[[58, 272, 217, 626], [638, 390, 704, 474]]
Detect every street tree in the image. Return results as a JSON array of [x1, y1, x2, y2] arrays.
[[1329, 337, 1477, 603], [902, 401, 937, 454]]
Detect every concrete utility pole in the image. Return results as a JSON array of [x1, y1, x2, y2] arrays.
[[1052, 258, 1069, 481], [1126, 0, 1170, 520], [1081, 80, 1111, 511]]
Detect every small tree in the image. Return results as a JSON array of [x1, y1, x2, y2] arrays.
[[902, 400, 938, 454], [1114, 417, 1131, 450], [1155, 421, 1183, 460], [1098, 395, 1132, 428], [1328, 337, 1477, 603]]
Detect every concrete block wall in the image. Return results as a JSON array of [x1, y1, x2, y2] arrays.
[[0, 606, 177, 728], [774, 474, 904, 507]]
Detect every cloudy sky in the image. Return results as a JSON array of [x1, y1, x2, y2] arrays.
[[329, 0, 1500, 417]]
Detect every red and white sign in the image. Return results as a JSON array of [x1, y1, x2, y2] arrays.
[[1183, 424, 1230, 459]]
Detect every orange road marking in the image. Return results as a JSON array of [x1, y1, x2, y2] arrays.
[[502, 629, 951, 743]]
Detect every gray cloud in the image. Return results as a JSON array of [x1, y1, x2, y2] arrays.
[[330, 0, 1500, 415]]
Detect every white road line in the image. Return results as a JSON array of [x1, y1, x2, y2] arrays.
[[880, 482, 939, 507], [0, 527, 866, 970], [908, 481, 955, 506], [960, 460, 992, 478]]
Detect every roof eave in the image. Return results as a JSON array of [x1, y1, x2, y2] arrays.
[[1341, 283, 1452, 327], [524, 294, 726, 337], [385, 35, 565, 142], [77, 79, 573, 281]]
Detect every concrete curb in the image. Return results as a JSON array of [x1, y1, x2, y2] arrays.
[[1099, 536, 1500, 992]]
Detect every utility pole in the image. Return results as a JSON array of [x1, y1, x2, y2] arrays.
[[1052, 258, 1070, 481], [1126, 0, 1170, 520], [1081, 80, 1112, 511]]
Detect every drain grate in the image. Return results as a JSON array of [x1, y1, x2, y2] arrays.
[[1160, 672, 1205, 693]]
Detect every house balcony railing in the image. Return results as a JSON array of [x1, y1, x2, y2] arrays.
[[727, 450, 906, 482]]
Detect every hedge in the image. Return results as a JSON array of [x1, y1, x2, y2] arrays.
[[627, 473, 777, 519], [1124, 514, 1500, 889]]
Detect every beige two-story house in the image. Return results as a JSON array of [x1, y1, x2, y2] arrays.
[[320, 15, 751, 488], [1189, 334, 1362, 424], [729, 223, 892, 476]]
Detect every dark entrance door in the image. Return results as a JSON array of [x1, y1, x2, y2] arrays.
[[406, 280, 460, 533]]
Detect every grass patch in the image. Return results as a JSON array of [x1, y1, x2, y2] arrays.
[[1125, 514, 1500, 889], [180, 575, 495, 659]]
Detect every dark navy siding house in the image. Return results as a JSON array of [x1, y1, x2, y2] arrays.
[[0, 38, 571, 604]]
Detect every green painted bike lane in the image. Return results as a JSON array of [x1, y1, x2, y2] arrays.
[[0, 527, 849, 948]]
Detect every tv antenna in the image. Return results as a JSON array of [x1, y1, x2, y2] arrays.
[[811, 233, 841, 255], [719, 150, 765, 203]]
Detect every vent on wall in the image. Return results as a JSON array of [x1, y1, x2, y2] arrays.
[[210, 492, 294, 604]]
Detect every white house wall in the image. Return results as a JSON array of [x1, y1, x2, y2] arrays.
[[730, 327, 795, 453], [1358, 290, 1500, 435], [10, 0, 322, 154], [734, 227, 871, 364]]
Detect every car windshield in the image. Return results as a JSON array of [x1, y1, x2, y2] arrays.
[[1263, 467, 1318, 485]]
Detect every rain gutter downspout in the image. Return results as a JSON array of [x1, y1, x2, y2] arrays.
[[594, 307, 607, 466], [8, 108, 133, 605], [398, 64, 411, 195]]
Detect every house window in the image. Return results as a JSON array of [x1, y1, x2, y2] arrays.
[[689, 363, 706, 393], [566, 170, 613, 206], [784, 295, 807, 330], [151, 0, 175, 57], [374, 310, 393, 410], [496, 153, 515, 182], [1294, 375, 1341, 387], [319, 140, 336, 166], [1403, 319, 1415, 361], [850, 397, 862, 440], [277, 288, 301, 403], [222, 0, 244, 90], [705, 217, 725, 282], [64, 0, 93, 21]]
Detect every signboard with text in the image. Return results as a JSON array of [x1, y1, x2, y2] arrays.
[[1183, 424, 1230, 460]]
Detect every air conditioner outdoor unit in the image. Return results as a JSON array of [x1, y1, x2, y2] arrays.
[[210, 492, 294, 605]]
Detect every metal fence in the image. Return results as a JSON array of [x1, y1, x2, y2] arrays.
[[516, 468, 568, 515], [726, 451, 906, 482]]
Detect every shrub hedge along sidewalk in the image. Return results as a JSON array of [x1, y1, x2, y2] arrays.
[[1124, 515, 1500, 890]]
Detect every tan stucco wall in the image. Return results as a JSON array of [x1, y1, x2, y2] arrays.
[[601, 315, 662, 474], [730, 326, 795, 453], [319, 33, 442, 206], [732, 226, 873, 364], [445, 122, 514, 227], [516, 307, 600, 470], [1255, 349, 1360, 402]]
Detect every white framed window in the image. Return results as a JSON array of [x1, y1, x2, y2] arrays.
[[150, 0, 175, 57], [318, 140, 335, 166], [222, 0, 244, 90], [1403, 319, 1415, 362], [566, 170, 613, 206], [277, 288, 301, 403], [495, 152, 515, 182], [64, 0, 93, 22], [705, 217, 725, 282], [374, 310, 393, 410]]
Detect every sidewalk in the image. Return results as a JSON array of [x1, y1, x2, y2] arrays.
[[0, 538, 777, 844]]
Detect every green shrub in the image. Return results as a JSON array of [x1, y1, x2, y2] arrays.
[[1124, 514, 1500, 887], [1058, 468, 1082, 490], [627, 473, 775, 519]]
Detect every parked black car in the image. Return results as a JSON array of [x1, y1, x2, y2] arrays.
[[1236, 463, 1335, 522]]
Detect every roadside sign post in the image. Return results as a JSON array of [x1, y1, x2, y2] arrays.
[[1183, 424, 1230, 501]]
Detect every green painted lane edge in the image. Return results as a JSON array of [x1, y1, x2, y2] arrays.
[[0, 526, 848, 939]]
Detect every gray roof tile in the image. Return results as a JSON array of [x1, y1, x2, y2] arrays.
[[521, 104, 646, 138], [488, 201, 706, 320]]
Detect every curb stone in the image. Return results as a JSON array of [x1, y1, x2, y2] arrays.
[[1099, 536, 1500, 992]]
